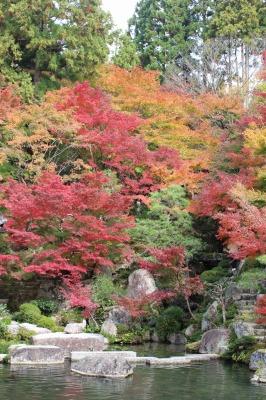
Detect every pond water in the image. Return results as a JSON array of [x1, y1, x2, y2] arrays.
[[0, 344, 265, 400]]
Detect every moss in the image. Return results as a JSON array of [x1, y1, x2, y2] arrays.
[[186, 341, 201, 353]]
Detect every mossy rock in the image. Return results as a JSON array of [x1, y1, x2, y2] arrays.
[[186, 341, 201, 353]]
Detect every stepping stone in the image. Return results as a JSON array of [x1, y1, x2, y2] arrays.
[[71, 350, 136, 362], [146, 357, 192, 366], [31, 333, 107, 358], [9, 345, 64, 365], [71, 354, 134, 378]]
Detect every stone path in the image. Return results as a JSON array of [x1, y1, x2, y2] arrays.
[[235, 290, 266, 343]]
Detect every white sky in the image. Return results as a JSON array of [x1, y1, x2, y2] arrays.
[[102, 0, 138, 30]]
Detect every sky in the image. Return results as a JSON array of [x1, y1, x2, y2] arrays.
[[102, 0, 138, 31]]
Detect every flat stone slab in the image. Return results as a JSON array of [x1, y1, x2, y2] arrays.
[[185, 354, 219, 361], [145, 354, 219, 366], [71, 355, 134, 378], [147, 357, 192, 366], [9, 345, 64, 365], [0, 354, 7, 363], [31, 333, 107, 358], [71, 351, 137, 362], [128, 356, 158, 364]]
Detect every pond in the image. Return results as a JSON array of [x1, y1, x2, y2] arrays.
[[0, 344, 265, 400]]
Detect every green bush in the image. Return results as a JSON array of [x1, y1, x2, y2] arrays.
[[237, 268, 266, 291], [223, 334, 258, 364], [155, 306, 184, 341], [38, 316, 61, 332], [57, 309, 83, 326], [15, 303, 42, 324], [0, 304, 11, 319], [16, 327, 35, 343], [201, 265, 229, 283], [92, 275, 124, 308], [31, 299, 58, 316], [0, 339, 19, 354], [15, 302, 61, 332]]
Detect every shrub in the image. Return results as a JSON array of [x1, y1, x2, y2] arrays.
[[201, 265, 229, 283], [92, 275, 124, 308], [0, 304, 11, 319], [37, 316, 61, 332], [0, 339, 19, 354], [223, 333, 258, 364], [16, 327, 35, 343], [237, 268, 266, 291], [155, 306, 184, 341], [14, 302, 61, 332], [31, 299, 58, 316], [57, 309, 83, 326], [15, 303, 42, 324]]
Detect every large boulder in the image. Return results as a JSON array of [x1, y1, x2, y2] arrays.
[[201, 301, 219, 332], [108, 306, 131, 325], [185, 324, 196, 338], [127, 269, 157, 299], [199, 328, 230, 354], [249, 349, 266, 371], [225, 284, 242, 302], [71, 354, 134, 378], [232, 321, 255, 339], [64, 321, 86, 334], [9, 345, 64, 365], [167, 333, 187, 345], [31, 333, 107, 358], [251, 367, 266, 383], [101, 319, 117, 337]]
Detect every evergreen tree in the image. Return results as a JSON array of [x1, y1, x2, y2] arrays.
[[0, 0, 112, 97], [129, 0, 197, 71], [112, 32, 140, 69]]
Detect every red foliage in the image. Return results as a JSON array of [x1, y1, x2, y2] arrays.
[[217, 202, 266, 259], [190, 172, 254, 217], [57, 82, 181, 198], [255, 295, 266, 325], [0, 171, 134, 314], [114, 291, 173, 319], [140, 247, 204, 300]]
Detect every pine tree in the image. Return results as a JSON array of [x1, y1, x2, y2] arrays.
[[0, 1, 112, 97], [129, 0, 197, 71], [112, 32, 140, 70]]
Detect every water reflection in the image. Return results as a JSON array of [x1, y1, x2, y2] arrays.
[[1, 352, 266, 400]]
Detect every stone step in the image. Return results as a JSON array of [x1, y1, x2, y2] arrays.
[[237, 305, 255, 311], [254, 336, 266, 343], [236, 300, 256, 307], [240, 294, 257, 301], [240, 289, 258, 294], [254, 330, 266, 336]]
